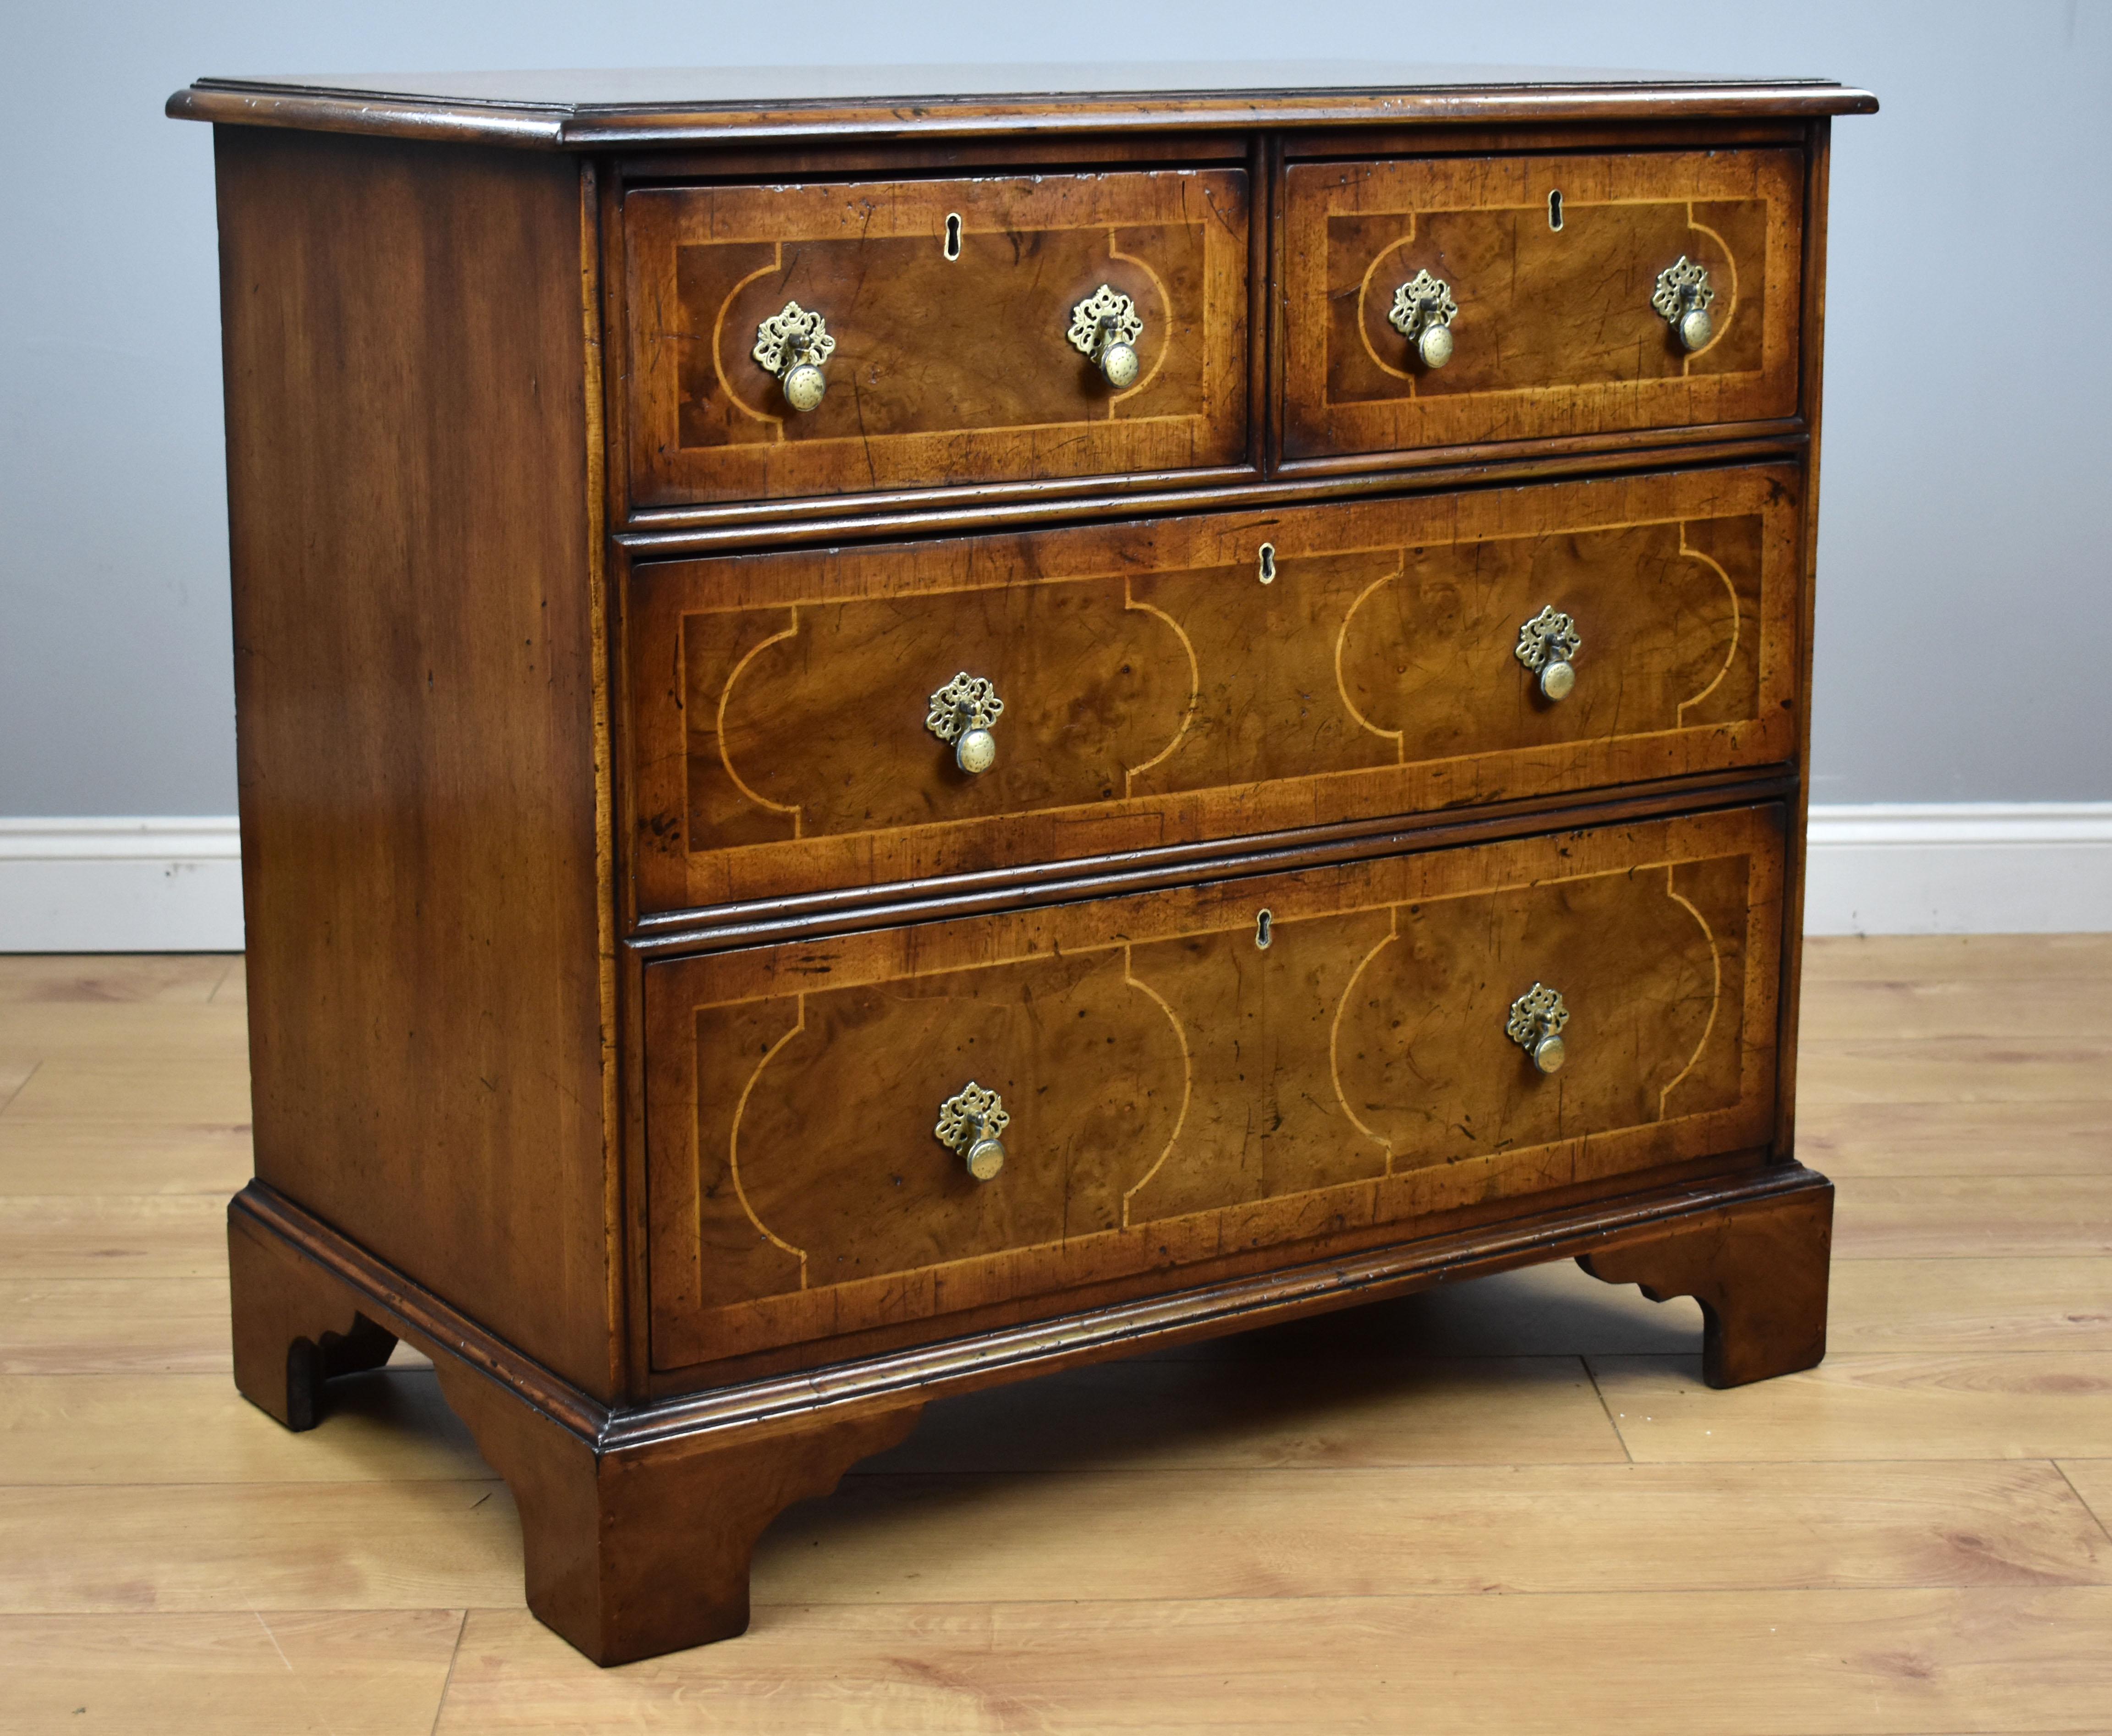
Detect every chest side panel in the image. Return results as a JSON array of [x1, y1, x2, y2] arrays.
[[215, 129, 617, 1397]]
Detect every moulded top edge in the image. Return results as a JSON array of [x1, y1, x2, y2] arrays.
[[167, 63, 1878, 151]]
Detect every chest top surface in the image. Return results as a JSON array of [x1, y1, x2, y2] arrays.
[[168, 62, 1877, 148]]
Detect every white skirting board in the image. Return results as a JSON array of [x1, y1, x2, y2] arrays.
[[2, 806, 2109, 951], [1802, 803, 2112, 937], [0, 819, 245, 953]]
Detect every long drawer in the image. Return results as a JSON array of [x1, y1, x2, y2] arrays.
[[1282, 148, 1804, 461], [644, 804, 1784, 1368], [623, 168, 1250, 508], [628, 465, 1801, 915]]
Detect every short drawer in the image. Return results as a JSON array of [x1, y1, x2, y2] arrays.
[[629, 464, 1802, 915], [623, 169, 1249, 508], [1282, 149, 1804, 461], [644, 804, 1784, 1368]]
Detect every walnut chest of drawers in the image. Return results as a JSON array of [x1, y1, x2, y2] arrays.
[[172, 64, 1876, 1665]]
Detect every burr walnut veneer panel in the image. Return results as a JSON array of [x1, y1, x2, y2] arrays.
[[1283, 149, 1803, 460], [625, 170, 1250, 507], [630, 464, 1799, 915], [644, 804, 1782, 1368]]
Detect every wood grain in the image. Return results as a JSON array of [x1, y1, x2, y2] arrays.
[[2059, 1459, 2112, 1539], [0, 1370, 484, 1483], [1771, 112, 1830, 1172], [0, 954, 236, 1004], [1833, 1177, 2112, 1259], [0, 1196, 225, 1279], [1803, 933, 2112, 982], [865, 1355, 1627, 1471], [1283, 149, 1804, 461], [0, 1482, 516, 1613], [1580, 1175, 1830, 1385], [1153, 1252, 2112, 1358], [769, 1462, 2109, 1601], [0, 958, 253, 1199], [15, 935, 2112, 1722], [645, 806, 1782, 1369], [0, 1001, 249, 1062], [160, 76, 1867, 1682], [16, 1463, 2106, 1615], [212, 127, 618, 1399], [0, 1278, 236, 1373], [429, 1347, 923, 1665], [0, 1124, 253, 1197], [0, 1058, 252, 1129], [0, 1610, 463, 1736], [1799, 976, 2112, 1041], [433, 1590, 2112, 1735], [631, 464, 1802, 913], [1799, 1101, 2112, 1178], [1595, 1353, 2112, 1462], [1797, 1039, 2112, 1104], [1134, 1256, 1705, 1358], [167, 70, 1878, 151], [1823, 1259, 2112, 1354], [625, 170, 1248, 507]]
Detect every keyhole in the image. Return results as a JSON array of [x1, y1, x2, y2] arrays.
[[943, 213, 962, 260], [1255, 909, 1273, 950], [1548, 190, 1564, 231], [1258, 543, 1276, 585]]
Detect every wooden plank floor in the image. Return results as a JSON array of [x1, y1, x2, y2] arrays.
[[2, 938, 2109, 1734]]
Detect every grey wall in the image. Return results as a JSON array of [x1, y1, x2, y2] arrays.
[[4, 1, 2107, 815]]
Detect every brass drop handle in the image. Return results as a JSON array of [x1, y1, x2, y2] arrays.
[[926, 672, 1005, 774], [1507, 984, 1570, 1075], [936, 1082, 1009, 1181], [752, 301, 835, 412], [1068, 284, 1144, 389], [1388, 269, 1458, 369], [1653, 257, 1716, 352], [1515, 605, 1582, 702]]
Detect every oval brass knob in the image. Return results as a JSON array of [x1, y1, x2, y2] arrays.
[[753, 301, 835, 412], [1515, 605, 1582, 701], [926, 671, 1005, 774], [1068, 284, 1144, 389], [1506, 984, 1570, 1075], [936, 1082, 1010, 1181], [1388, 269, 1458, 369], [1652, 256, 1716, 353]]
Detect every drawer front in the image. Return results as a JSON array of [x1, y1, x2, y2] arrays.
[[645, 805, 1783, 1368], [630, 465, 1801, 915], [1283, 149, 1803, 460], [623, 170, 1249, 507]]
